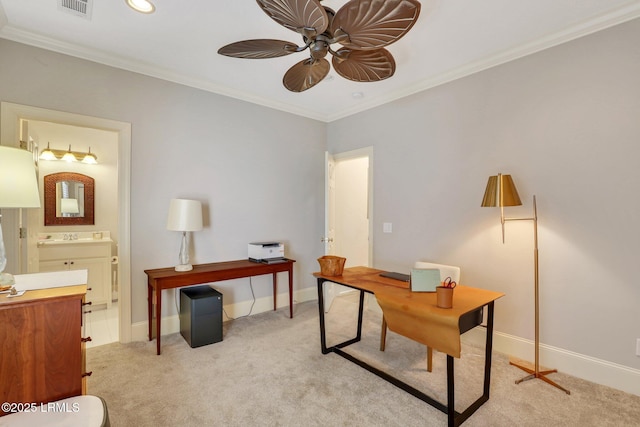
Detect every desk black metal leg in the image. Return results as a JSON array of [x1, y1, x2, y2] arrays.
[[447, 355, 455, 426], [355, 290, 365, 342], [484, 302, 495, 397], [317, 279, 329, 354], [452, 302, 496, 426], [317, 278, 365, 354]]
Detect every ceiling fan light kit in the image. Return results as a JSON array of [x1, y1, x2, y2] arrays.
[[218, 0, 421, 93]]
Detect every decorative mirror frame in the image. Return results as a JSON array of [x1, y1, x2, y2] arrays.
[[44, 172, 95, 226]]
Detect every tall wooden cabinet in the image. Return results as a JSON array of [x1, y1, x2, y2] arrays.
[[0, 285, 89, 416]]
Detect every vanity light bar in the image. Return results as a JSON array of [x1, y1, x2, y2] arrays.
[[40, 142, 98, 164]]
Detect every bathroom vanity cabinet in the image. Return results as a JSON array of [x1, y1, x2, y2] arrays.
[[38, 240, 112, 308], [0, 285, 89, 416]]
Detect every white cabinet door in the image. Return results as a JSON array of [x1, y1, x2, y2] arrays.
[[38, 242, 112, 308], [72, 257, 110, 307]]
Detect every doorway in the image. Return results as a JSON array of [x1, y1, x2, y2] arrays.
[[323, 147, 373, 311], [0, 102, 132, 344]]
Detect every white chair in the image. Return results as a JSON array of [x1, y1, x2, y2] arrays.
[[380, 261, 461, 372]]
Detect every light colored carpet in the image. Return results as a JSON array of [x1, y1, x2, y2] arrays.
[[87, 292, 640, 426]]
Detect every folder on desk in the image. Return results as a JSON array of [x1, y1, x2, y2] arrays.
[[410, 268, 440, 292]]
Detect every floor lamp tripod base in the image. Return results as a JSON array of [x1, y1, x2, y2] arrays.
[[509, 360, 571, 395]]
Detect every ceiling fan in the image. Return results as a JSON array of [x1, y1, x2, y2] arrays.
[[218, 0, 421, 93]]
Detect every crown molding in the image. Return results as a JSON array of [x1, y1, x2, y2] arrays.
[[0, 25, 330, 122]]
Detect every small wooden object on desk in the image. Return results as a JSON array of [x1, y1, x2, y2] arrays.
[[317, 255, 346, 276]]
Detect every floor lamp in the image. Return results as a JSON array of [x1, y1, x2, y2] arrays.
[[481, 173, 570, 395]]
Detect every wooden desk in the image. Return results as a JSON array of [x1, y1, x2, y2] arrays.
[[314, 267, 504, 427], [146, 259, 295, 355]]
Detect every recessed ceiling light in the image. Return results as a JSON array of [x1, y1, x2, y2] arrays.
[[352, 92, 364, 99], [126, 0, 155, 14]]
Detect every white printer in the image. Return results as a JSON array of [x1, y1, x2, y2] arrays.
[[248, 242, 284, 262]]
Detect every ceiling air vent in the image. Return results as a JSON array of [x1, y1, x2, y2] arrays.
[[58, 0, 93, 20]]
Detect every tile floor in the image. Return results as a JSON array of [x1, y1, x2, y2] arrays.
[[84, 301, 119, 349]]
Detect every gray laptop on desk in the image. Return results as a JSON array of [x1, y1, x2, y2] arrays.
[[379, 272, 410, 282]]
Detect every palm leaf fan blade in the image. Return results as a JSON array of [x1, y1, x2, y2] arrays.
[[332, 48, 395, 82], [283, 58, 330, 92], [257, 0, 329, 37], [218, 39, 299, 59], [332, 0, 421, 50]]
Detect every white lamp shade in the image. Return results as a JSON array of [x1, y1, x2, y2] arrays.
[[0, 146, 41, 208], [167, 199, 203, 232], [60, 198, 80, 214]]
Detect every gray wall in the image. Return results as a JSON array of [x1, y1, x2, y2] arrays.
[[328, 18, 640, 370], [0, 39, 326, 323]]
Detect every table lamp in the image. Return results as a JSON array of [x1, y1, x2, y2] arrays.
[[481, 173, 569, 394], [0, 146, 41, 286], [166, 199, 203, 272]]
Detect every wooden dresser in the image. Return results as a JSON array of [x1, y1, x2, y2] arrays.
[[0, 285, 89, 416]]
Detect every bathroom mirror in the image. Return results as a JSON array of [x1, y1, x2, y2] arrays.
[[44, 172, 95, 226]]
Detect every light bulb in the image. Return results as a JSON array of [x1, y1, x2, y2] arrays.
[[62, 145, 77, 162], [40, 142, 57, 160]]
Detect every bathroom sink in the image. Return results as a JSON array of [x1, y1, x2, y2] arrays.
[[37, 232, 113, 246]]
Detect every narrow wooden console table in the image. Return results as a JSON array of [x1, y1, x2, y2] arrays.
[[145, 259, 295, 355]]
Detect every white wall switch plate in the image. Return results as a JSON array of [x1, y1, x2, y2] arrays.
[[636, 338, 640, 356], [383, 223, 392, 233]]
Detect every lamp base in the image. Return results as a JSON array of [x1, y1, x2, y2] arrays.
[[0, 272, 15, 287], [175, 264, 193, 272], [509, 359, 570, 395]]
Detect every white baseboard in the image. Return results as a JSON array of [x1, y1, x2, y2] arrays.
[[131, 286, 318, 342], [463, 327, 640, 397]]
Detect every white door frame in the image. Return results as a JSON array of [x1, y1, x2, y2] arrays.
[[1, 102, 132, 343], [324, 146, 373, 310]]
